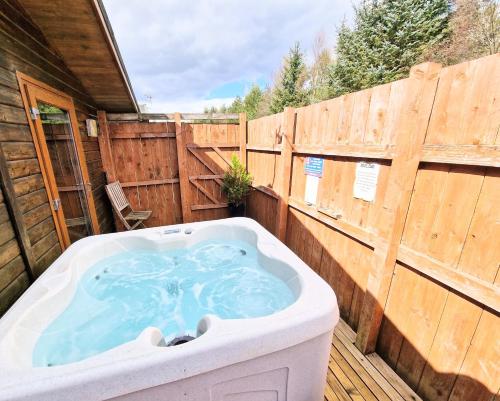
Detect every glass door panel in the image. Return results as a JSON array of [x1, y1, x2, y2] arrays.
[[38, 102, 93, 243]]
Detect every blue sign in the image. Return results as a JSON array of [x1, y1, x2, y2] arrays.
[[304, 157, 324, 177]]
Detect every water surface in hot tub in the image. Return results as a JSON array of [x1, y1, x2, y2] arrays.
[[32, 240, 295, 367]]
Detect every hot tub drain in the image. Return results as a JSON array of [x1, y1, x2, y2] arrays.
[[167, 335, 195, 346]]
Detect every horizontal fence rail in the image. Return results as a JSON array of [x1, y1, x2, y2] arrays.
[[106, 112, 240, 122]]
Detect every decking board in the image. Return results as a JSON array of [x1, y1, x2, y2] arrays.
[[325, 319, 422, 401]]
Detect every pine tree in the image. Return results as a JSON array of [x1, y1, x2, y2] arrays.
[[227, 96, 244, 113], [270, 43, 309, 113], [330, 0, 451, 96], [243, 85, 263, 119]]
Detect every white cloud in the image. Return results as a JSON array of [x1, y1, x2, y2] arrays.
[[103, 0, 354, 112]]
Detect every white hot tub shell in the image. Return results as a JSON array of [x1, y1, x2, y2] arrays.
[[0, 217, 339, 401]]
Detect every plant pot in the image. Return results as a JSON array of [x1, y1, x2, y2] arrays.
[[228, 202, 245, 217]]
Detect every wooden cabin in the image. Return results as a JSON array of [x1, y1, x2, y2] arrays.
[[0, 0, 138, 314]]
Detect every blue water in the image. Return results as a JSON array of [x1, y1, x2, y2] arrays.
[[32, 240, 295, 367]]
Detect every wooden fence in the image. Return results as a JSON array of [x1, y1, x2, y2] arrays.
[[97, 112, 243, 227], [245, 54, 499, 401]]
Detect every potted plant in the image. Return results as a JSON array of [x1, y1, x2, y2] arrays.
[[222, 154, 253, 217]]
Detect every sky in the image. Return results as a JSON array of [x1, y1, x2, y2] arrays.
[[103, 0, 355, 112]]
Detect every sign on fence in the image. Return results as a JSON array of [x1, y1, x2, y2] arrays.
[[304, 157, 324, 177], [304, 157, 323, 205], [353, 162, 380, 202]]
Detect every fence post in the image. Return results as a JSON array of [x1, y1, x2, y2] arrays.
[[239, 112, 247, 168], [275, 107, 295, 241], [175, 113, 192, 223], [97, 111, 122, 231], [97, 111, 116, 183], [355, 62, 442, 354]]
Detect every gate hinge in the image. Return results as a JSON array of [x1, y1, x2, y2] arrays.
[[52, 198, 61, 211], [30, 107, 40, 120]]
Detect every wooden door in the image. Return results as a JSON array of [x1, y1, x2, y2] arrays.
[[17, 73, 100, 250]]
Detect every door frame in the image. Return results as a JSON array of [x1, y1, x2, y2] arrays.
[[17, 72, 100, 250]]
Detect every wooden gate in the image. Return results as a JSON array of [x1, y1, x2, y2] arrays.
[[176, 118, 241, 222], [98, 112, 243, 228]]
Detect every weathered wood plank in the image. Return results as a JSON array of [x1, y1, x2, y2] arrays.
[[0, 145, 35, 279], [246, 144, 282, 152], [7, 158, 40, 179], [421, 144, 500, 167], [120, 178, 179, 188], [0, 255, 25, 293], [0, 122, 32, 142], [293, 144, 395, 159], [355, 62, 442, 353], [191, 203, 228, 211], [175, 114, 192, 222], [239, 113, 247, 168], [0, 104, 27, 125], [275, 107, 295, 241], [288, 197, 376, 248], [0, 271, 29, 316]]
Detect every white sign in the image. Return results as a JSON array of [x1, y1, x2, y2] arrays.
[[353, 162, 380, 202], [304, 175, 320, 205]]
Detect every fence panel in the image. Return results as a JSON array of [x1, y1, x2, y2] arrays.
[[98, 114, 241, 228], [105, 121, 182, 228], [245, 54, 500, 401]]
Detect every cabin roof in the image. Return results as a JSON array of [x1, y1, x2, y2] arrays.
[[17, 0, 138, 113]]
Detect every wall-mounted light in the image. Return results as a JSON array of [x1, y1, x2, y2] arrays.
[[86, 119, 98, 137]]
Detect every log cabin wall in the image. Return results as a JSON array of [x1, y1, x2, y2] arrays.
[[246, 55, 499, 401], [0, 0, 114, 314]]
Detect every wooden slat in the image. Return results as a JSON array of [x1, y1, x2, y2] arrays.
[[397, 245, 499, 312], [421, 144, 500, 167], [186, 142, 239, 149], [246, 144, 282, 152], [191, 203, 228, 211], [109, 132, 175, 139], [355, 62, 442, 353], [189, 174, 223, 180], [187, 148, 224, 186], [239, 112, 247, 168], [293, 144, 395, 159], [0, 145, 35, 279], [253, 185, 279, 199], [189, 178, 219, 204], [120, 178, 179, 188], [288, 197, 376, 248], [175, 113, 192, 222], [213, 146, 232, 166], [324, 319, 422, 401], [97, 111, 116, 182], [275, 107, 295, 241]]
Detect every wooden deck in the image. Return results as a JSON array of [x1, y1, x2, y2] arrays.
[[325, 319, 422, 401]]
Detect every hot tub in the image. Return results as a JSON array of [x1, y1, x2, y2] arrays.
[[0, 217, 339, 401]]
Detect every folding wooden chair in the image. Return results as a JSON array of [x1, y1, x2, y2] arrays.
[[105, 181, 152, 230]]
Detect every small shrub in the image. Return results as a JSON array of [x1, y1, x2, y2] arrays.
[[222, 155, 253, 207]]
